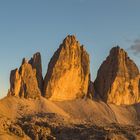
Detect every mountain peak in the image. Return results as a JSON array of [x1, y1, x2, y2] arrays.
[[8, 53, 43, 98], [94, 47, 140, 105], [63, 35, 77, 44], [61, 35, 81, 50], [43, 35, 90, 101]]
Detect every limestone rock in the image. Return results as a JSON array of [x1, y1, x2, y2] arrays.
[[29, 52, 43, 92], [94, 46, 140, 105], [9, 54, 42, 99], [19, 59, 41, 98], [9, 69, 21, 96], [43, 35, 90, 101]]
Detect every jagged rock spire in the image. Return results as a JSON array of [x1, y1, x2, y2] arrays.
[[94, 46, 140, 105], [43, 35, 90, 101], [29, 52, 43, 92], [8, 53, 43, 99]]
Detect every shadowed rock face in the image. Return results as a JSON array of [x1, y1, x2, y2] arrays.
[[43, 35, 90, 101], [29, 52, 43, 92], [9, 53, 42, 99], [94, 46, 140, 105]]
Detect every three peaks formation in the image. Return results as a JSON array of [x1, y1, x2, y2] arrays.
[[7, 35, 140, 105]]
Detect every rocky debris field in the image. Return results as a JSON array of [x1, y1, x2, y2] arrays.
[[1, 113, 140, 140]]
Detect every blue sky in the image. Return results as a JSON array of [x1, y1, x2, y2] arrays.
[[0, 0, 140, 98]]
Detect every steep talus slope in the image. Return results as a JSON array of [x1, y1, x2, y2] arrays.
[[109, 104, 139, 124], [0, 97, 140, 139], [0, 97, 140, 125], [0, 96, 70, 119]]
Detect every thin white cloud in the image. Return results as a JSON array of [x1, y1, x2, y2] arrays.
[[129, 39, 140, 55]]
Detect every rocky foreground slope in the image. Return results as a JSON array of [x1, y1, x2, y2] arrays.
[[0, 35, 140, 140], [1, 97, 140, 140]]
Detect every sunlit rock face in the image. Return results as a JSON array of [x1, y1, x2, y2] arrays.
[[9, 53, 42, 99], [94, 46, 140, 105], [9, 69, 22, 97], [43, 35, 90, 101]]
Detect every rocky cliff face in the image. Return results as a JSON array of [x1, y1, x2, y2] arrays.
[[29, 52, 43, 92], [43, 35, 90, 101], [9, 53, 42, 98], [8, 37, 140, 105], [9, 69, 22, 97], [94, 46, 140, 105]]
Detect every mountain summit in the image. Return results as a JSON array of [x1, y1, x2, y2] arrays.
[[94, 46, 140, 105], [43, 35, 90, 101], [8, 53, 42, 98]]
